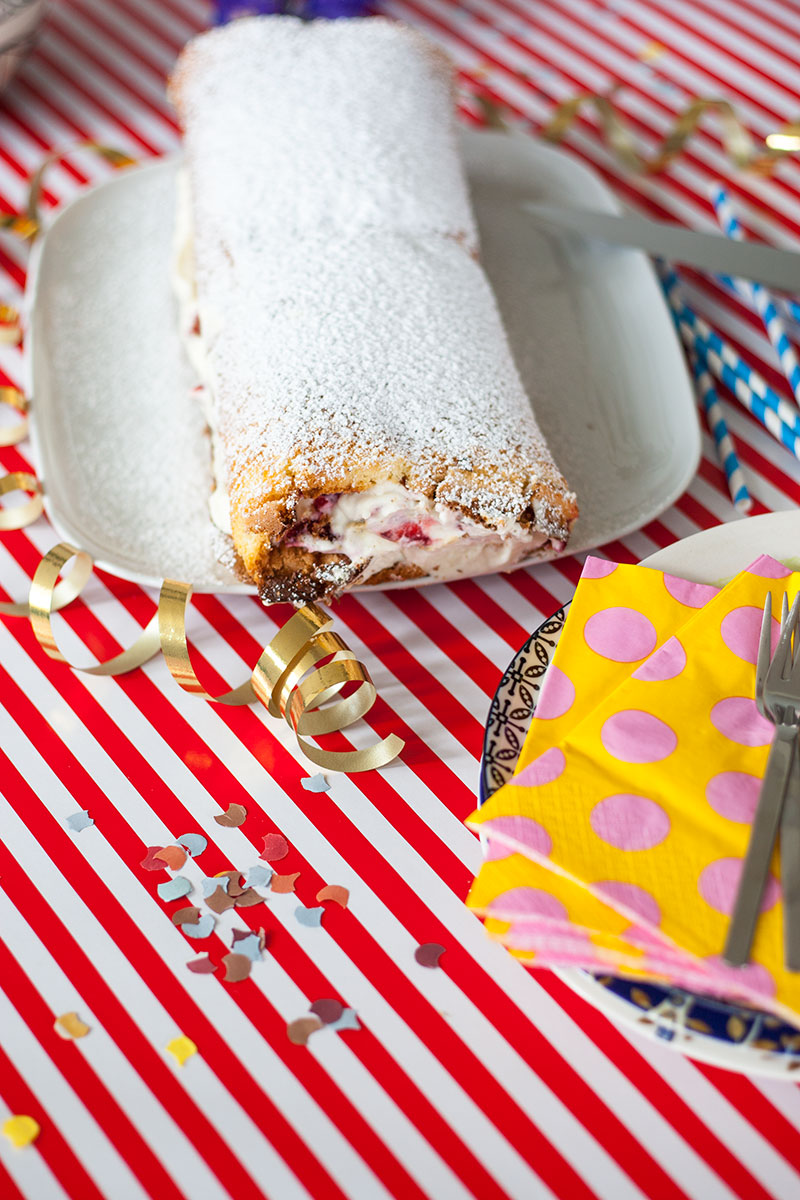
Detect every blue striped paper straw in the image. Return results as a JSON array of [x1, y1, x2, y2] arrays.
[[717, 273, 800, 329], [659, 265, 800, 438], [689, 349, 752, 512], [711, 185, 800, 406]]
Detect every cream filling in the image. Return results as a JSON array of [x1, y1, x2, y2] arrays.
[[173, 174, 557, 578], [290, 482, 550, 581]]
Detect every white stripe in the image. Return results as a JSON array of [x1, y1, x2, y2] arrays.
[[0, 613, 622, 1200], [642, 0, 800, 93], [0, 987, 152, 1200], [0, 792, 360, 1200], [613, 1024, 800, 1200], [46, 4, 179, 118], [0, 890, 232, 1200], [68, 0, 181, 73], [0, 568, 723, 1200]]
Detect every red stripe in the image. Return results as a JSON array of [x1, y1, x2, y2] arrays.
[[0, 1157, 27, 1200], [0, 749, 356, 1200], [27, 46, 161, 155], [0, 563, 696, 1200], [44, 14, 179, 130], [0, 939, 189, 1200], [537, 971, 794, 1200], [0, 620, 598, 1200], [0, 1039, 106, 1200], [64, 0, 180, 79], [491, 0, 800, 225]]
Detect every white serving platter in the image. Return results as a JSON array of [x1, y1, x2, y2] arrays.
[[25, 130, 700, 592]]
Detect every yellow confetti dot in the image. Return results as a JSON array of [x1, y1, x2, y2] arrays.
[[638, 40, 666, 62], [54, 1012, 90, 1039], [165, 1035, 197, 1066], [2, 1115, 40, 1148]]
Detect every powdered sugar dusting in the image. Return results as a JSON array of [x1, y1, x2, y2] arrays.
[[170, 16, 477, 250], [170, 15, 576, 553]]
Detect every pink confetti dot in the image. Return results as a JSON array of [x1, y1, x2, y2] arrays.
[[583, 607, 658, 663], [721, 605, 779, 665], [484, 815, 553, 858], [705, 771, 762, 824], [704, 956, 777, 998], [663, 574, 718, 608], [594, 880, 661, 926], [487, 887, 568, 921], [535, 666, 575, 720], [513, 747, 566, 788], [698, 857, 780, 916], [746, 556, 791, 579], [590, 794, 670, 850], [710, 697, 773, 746], [631, 636, 686, 682], [582, 557, 618, 579], [600, 710, 677, 763]]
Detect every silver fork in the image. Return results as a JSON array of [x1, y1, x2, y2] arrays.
[[724, 591, 800, 968]]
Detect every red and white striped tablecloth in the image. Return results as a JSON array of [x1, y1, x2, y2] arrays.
[[2, 1, 800, 1197]]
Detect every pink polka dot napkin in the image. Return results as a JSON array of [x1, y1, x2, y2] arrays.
[[467, 554, 800, 1023]]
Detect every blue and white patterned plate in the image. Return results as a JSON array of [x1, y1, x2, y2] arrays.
[[479, 513, 800, 1077]]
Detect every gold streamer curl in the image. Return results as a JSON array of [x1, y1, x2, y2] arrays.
[[0, 472, 42, 532], [15, 541, 403, 773], [479, 87, 799, 174], [0, 387, 29, 446]]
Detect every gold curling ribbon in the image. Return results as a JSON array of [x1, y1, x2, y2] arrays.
[[0, 305, 22, 345], [0, 472, 42, 532], [19, 543, 403, 772], [0, 387, 28, 445], [29, 543, 160, 674], [532, 90, 798, 174]]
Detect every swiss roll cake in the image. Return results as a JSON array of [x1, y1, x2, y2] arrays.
[[168, 15, 578, 604]]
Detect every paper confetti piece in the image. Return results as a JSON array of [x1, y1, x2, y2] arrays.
[[309, 998, 344, 1025], [301, 773, 330, 793], [271, 872, 300, 894], [154, 845, 187, 870], [140, 846, 167, 871], [171, 906, 200, 926], [414, 942, 446, 968], [183, 914, 216, 939], [261, 833, 289, 861], [54, 1012, 90, 1039], [177, 833, 208, 857], [287, 1015, 322, 1045], [202, 876, 229, 897], [637, 39, 665, 62], [233, 888, 264, 908], [221, 952, 251, 982], [214, 803, 247, 828], [244, 864, 273, 889], [2, 1115, 40, 1148], [316, 884, 349, 908], [205, 886, 236, 914], [231, 932, 262, 962], [217, 870, 246, 897], [186, 955, 217, 974], [157, 876, 192, 902], [166, 1036, 197, 1066], [295, 905, 324, 928], [66, 810, 94, 832], [328, 1007, 361, 1033]]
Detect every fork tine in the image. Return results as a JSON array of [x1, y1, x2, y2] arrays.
[[769, 593, 800, 684], [756, 592, 773, 718]]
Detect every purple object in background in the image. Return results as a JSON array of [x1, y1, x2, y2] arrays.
[[213, 0, 368, 22]]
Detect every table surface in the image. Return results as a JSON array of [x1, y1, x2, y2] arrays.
[[2, 1, 800, 1198]]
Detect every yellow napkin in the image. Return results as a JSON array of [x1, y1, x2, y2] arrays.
[[468, 555, 800, 1022]]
